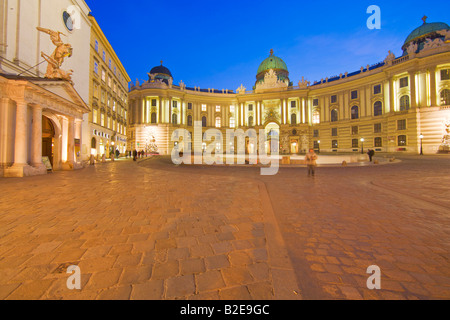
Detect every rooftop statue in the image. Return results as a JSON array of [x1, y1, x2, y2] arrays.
[[37, 27, 73, 84]]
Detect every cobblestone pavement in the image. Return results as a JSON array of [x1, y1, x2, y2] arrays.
[[0, 158, 299, 300], [143, 155, 450, 300], [0, 155, 449, 300]]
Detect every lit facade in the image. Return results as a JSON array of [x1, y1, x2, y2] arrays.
[[0, 0, 91, 177], [128, 19, 450, 156], [88, 15, 130, 160]]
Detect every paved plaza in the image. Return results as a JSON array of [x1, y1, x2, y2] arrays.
[[0, 155, 449, 300]]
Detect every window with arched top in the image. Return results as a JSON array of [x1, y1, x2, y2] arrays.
[[291, 114, 297, 125], [351, 106, 359, 120], [248, 116, 254, 127], [172, 113, 178, 125], [202, 116, 207, 128], [399, 95, 410, 111], [91, 137, 97, 149], [187, 115, 193, 127], [151, 113, 157, 124], [312, 110, 320, 124], [374, 101, 383, 116], [330, 109, 338, 122], [441, 89, 450, 106], [215, 117, 221, 128]]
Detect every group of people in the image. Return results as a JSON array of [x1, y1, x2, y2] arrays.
[[129, 150, 146, 161], [304, 148, 376, 177]]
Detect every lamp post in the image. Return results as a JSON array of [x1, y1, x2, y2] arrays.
[[317, 140, 321, 154], [360, 138, 365, 154], [419, 133, 424, 155]]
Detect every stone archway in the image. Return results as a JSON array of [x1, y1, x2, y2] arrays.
[[42, 116, 55, 166], [42, 112, 62, 170], [264, 122, 280, 154]]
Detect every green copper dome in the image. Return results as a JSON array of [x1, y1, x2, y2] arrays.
[[257, 50, 288, 76], [404, 20, 449, 45]]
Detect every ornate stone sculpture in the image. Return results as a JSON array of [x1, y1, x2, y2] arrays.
[[406, 42, 418, 55], [298, 76, 310, 89], [37, 27, 73, 83], [384, 50, 396, 63], [437, 29, 450, 43], [423, 38, 444, 51], [179, 80, 186, 90], [236, 84, 246, 94], [255, 69, 289, 91], [439, 120, 450, 153]]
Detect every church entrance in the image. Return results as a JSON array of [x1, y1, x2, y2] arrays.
[[42, 116, 55, 166], [265, 122, 280, 155]]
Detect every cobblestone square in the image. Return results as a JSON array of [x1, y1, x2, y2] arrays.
[[0, 155, 449, 300]]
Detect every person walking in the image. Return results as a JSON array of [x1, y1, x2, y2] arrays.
[[133, 149, 137, 161], [367, 149, 375, 162], [305, 149, 318, 177]]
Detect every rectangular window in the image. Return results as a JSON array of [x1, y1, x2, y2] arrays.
[[331, 95, 337, 104], [313, 99, 319, 107], [188, 103, 192, 110], [397, 119, 407, 130], [107, 117, 111, 129], [374, 137, 382, 147], [202, 104, 207, 112], [92, 109, 98, 124], [398, 135, 407, 146], [352, 126, 359, 135], [352, 139, 359, 148], [229, 118, 235, 128], [94, 61, 99, 74], [313, 130, 319, 138], [374, 123, 382, 133], [332, 128, 338, 137], [290, 101, 296, 108], [399, 77, 409, 88], [216, 105, 221, 112], [332, 140, 338, 149], [373, 84, 382, 95], [441, 69, 450, 81], [351, 90, 358, 100], [173, 101, 178, 108], [101, 69, 106, 82], [313, 141, 320, 149], [102, 51, 106, 61], [215, 117, 221, 128], [248, 104, 253, 111], [152, 99, 157, 107], [109, 59, 112, 69], [95, 40, 99, 52], [101, 113, 105, 127], [230, 105, 235, 113]]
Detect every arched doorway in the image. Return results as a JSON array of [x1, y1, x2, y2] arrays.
[[265, 122, 280, 155], [42, 116, 55, 166]]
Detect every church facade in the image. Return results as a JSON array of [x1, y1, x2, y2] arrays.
[[127, 19, 450, 157]]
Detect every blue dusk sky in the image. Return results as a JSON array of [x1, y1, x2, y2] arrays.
[[85, 0, 450, 91]]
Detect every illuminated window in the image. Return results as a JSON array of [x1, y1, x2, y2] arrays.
[[101, 69, 106, 82], [230, 105, 235, 113], [332, 140, 338, 149], [375, 137, 382, 147], [107, 117, 111, 129], [440, 89, 450, 105], [92, 109, 97, 124], [101, 113, 105, 127], [216, 105, 221, 112], [229, 117, 235, 128], [398, 135, 407, 146], [215, 117, 221, 128], [202, 104, 207, 112], [312, 110, 320, 124]]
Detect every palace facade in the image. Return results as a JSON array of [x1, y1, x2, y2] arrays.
[[127, 19, 450, 156]]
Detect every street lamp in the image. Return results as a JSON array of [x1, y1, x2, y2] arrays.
[[360, 138, 365, 154], [419, 133, 424, 155], [317, 140, 321, 154]]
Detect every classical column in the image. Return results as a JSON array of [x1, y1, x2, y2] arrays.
[[409, 71, 417, 108], [31, 105, 44, 167], [67, 117, 75, 164], [429, 67, 437, 106], [14, 100, 28, 166], [389, 78, 395, 112]]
